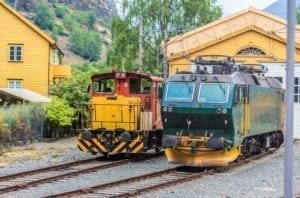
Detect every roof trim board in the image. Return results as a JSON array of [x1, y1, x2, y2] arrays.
[[0, 0, 54, 45], [166, 6, 300, 61]]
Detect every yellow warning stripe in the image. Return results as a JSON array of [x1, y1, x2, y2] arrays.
[[91, 138, 108, 153], [84, 140, 92, 147], [112, 141, 127, 153], [132, 142, 144, 153], [129, 137, 140, 149], [77, 140, 89, 152]]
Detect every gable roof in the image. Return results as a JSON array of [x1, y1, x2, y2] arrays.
[[166, 6, 300, 60], [0, 0, 54, 45]]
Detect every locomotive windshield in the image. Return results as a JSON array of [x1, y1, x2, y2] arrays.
[[165, 82, 195, 102], [93, 78, 115, 93], [198, 83, 229, 103]]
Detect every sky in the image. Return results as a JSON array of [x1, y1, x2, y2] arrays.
[[217, 0, 277, 16]]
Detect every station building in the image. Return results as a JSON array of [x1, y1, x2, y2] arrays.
[[165, 7, 300, 139], [0, 0, 71, 103]]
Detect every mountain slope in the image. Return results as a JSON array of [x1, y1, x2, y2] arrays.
[[6, 0, 117, 64], [264, 0, 300, 20]]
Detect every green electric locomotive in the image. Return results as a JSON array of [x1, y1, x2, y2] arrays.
[[161, 55, 284, 167]]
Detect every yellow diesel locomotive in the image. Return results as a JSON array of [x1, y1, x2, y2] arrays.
[[77, 71, 163, 156]]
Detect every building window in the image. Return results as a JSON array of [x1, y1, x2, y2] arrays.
[[236, 47, 266, 56], [295, 77, 300, 103], [274, 77, 283, 83], [8, 44, 23, 61], [8, 80, 22, 88], [50, 49, 59, 65]]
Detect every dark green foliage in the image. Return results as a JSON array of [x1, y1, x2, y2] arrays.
[[106, 16, 139, 71], [48, 0, 58, 5], [51, 23, 65, 40], [55, 6, 68, 18], [107, 0, 222, 74], [44, 96, 74, 137], [87, 12, 97, 29], [61, 10, 102, 60], [70, 28, 102, 61], [33, 3, 55, 30]]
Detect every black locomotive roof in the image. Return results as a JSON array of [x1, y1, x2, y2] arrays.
[[168, 55, 282, 89], [165, 72, 282, 89]]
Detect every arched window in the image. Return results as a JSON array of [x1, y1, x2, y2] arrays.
[[236, 47, 266, 56]]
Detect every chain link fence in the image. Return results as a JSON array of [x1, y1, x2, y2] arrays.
[[0, 103, 45, 144]]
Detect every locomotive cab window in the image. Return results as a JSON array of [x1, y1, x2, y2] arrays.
[[165, 82, 195, 102], [198, 83, 229, 103], [129, 78, 151, 94], [93, 78, 115, 93]]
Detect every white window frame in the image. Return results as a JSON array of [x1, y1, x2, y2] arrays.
[[8, 44, 23, 62], [50, 49, 59, 65], [8, 80, 22, 88]]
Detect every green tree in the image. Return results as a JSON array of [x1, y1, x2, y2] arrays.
[[87, 12, 97, 29], [55, 6, 68, 19], [69, 28, 102, 61], [33, 3, 55, 30], [107, 0, 222, 73], [106, 16, 139, 71]]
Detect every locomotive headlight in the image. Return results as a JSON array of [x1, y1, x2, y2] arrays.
[[216, 108, 222, 114], [222, 108, 227, 114], [163, 106, 168, 112], [167, 107, 173, 112]]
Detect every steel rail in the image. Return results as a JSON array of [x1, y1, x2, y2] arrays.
[[0, 159, 130, 194], [0, 157, 101, 182], [47, 148, 278, 198], [0, 152, 163, 194]]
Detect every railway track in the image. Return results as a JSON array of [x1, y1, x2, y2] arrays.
[[47, 149, 278, 198], [0, 152, 162, 195]]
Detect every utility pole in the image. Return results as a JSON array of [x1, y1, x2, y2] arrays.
[[137, 15, 143, 72], [162, 29, 168, 79], [285, 0, 295, 197]]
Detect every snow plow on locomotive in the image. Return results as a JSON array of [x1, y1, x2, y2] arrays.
[[161, 55, 285, 167], [77, 71, 163, 157]]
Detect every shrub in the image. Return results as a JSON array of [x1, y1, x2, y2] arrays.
[[55, 6, 68, 18], [0, 104, 45, 142], [33, 3, 55, 30], [48, 0, 58, 5], [44, 97, 74, 127], [44, 97, 75, 138], [70, 28, 102, 61]]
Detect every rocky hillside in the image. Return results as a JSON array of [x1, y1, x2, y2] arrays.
[[6, 0, 117, 64], [264, 0, 300, 20]]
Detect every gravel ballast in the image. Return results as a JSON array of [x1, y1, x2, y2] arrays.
[[0, 137, 299, 197]]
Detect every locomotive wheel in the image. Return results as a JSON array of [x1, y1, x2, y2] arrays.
[[103, 152, 110, 158], [155, 146, 162, 153]]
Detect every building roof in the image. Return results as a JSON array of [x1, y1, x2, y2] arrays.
[[0, 0, 62, 52], [0, 88, 51, 103], [166, 6, 300, 60]]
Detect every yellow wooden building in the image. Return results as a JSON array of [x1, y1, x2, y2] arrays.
[[165, 6, 300, 139], [0, 0, 71, 98]]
